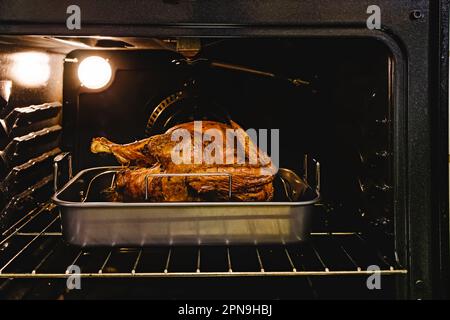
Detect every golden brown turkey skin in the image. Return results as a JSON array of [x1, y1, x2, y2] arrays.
[[91, 120, 275, 202], [112, 167, 274, 202], [91, 137, 156, 166]]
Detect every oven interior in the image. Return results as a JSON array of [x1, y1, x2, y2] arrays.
[[0, 35, 406, 299]]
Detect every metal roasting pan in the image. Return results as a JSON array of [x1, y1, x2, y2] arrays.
[[52, 153, 320, 246]]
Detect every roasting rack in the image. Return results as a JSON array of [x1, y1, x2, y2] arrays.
[[56, 153, 319, 203], [0, 202, 407, 278], [82, 170, 233, 202]]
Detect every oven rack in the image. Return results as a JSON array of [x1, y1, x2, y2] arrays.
[[0, 203, 407, 278]]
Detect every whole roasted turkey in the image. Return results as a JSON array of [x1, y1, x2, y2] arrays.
[[91, 120, 276, 202]]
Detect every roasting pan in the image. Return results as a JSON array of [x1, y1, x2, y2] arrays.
[[52, 153, 320, 246]]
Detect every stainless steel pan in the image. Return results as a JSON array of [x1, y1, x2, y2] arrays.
[[52, 153, 320, 246]]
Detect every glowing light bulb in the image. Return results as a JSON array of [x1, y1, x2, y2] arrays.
[[11, 52, 50, 87], [77, 56, 112, 90]]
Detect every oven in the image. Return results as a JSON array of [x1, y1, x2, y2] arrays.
[[0, 0, 448, 300]]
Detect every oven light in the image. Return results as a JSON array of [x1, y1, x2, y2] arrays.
[[77, 56, 112, 90], [10, 52, 50, 87]]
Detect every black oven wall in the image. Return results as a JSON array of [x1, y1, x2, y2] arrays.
[[62, 38, 395, 238]]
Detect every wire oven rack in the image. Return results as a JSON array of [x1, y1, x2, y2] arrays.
[[0, 202, 407, 279]]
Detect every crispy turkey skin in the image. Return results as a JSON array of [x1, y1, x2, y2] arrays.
[[91, 120, 276, 202]]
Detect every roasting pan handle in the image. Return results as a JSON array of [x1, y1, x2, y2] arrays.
[[53, 152, 73, 193]]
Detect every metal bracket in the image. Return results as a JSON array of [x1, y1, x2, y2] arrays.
[[303, 154, 321, 193], [53, 152, 72, 193]]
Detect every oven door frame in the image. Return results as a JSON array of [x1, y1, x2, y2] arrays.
[[0, 0, 448, 299]]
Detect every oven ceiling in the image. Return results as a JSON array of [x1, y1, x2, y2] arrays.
[[0, 35, 176, 53]]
